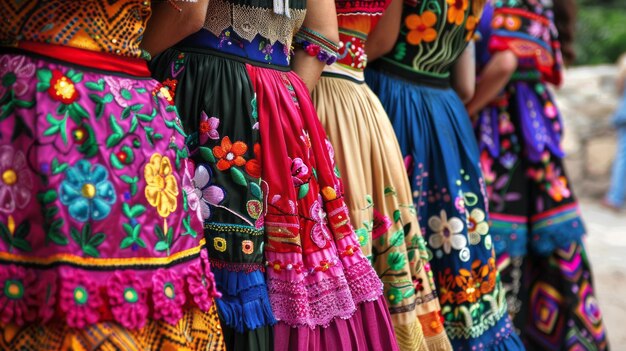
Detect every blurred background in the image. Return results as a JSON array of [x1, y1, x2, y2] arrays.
[[555, 0, 626, 348]]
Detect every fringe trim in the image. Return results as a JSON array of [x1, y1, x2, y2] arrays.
[[424, 332, 453, 351], [394, 320, 428, 351]]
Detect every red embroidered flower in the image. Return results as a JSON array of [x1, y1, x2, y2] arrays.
[[48, 70, 79, 104], [213, 136, 248, 171], [245, 143, 261, 178]]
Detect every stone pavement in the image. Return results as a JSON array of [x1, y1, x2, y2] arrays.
[[579, 200, 626, 348]]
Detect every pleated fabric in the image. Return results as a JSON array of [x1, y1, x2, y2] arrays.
[[312, 76, 452, 351], [366, 68, 525, 351]]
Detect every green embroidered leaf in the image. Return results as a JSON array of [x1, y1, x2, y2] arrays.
[[51, 158, 69, 175], [14, 221, 30, 239], [154, 241, 169, 252], [0, 223, 11, 246], [36, 69, 52, 91], [384, 186, 397, 196], [129, 116, 138, 133], [88, 232, 106, 247], [365, 194, 373, 206], [83, 245, 99, 258], [230, 167, 247, 186], [14, 99, 34, 108], [130, 104, 143, 111], [407, 249, 416, 262], [136, 108, 157, 122], [123, 223, 133, 236], [70, 103, 89, 120], [334, 166, 341, 178], [110, 153, 124, 170], [297, 183, 310, 199], [38, 190, 58, 204], [105, 114, 124, 148], [121, 106, 132, 120], [403, 223, 412, 236], [250, 182, 262, 199], [45, 206, 59, 219], [403, 288, 415, 299], [121, 89, 132, 100], [393, 209, 401, 223], [132, 224, 141, 239], [102, 93, 114, 103], [48, 223, 68, 245], [123, 203, 146, 218], [70, 227, 82, 245], [390, 230, 404, 247], [120, 237, 135, 249], [85, 79, 105, 91], [387, 252, 406, 271], [182, 216, 197, 238], [136, 237, 147, 248], [199, 147, 215, 163], [12, 237, 31, 252]]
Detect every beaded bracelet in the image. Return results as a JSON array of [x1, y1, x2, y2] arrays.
[[294, 27, 339, 65]]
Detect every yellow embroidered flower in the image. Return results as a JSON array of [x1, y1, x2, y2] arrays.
[[144, 153, 179, 218], [446, 0, 469, 26], [214, 237, 227, 252]]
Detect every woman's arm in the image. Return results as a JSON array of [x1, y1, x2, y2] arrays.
[[365, 0, 403, 62], [141, 0, 209, 58], [452, 42, 476, 103], [291, 0, 339, 93], [465, 50, 518, 116]]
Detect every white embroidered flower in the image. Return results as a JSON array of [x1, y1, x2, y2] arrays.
[[467, 208, 490, 245], [428, 210, 466, 254]]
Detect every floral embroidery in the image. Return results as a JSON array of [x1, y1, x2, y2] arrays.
[[199, 111, 220, 144], [214, 237, 227, 252], [144, 153, 179, 218], [213, 136, 247, 171], [453, 258, 497, 305], [0, 55, 35, 97], [60, 160, 116, 222], [428, 209, 466, 254], [161, 78, 178, 101], [192, 165, 225, 220], [0, 265, 37, 325], [0, 146, 32, 214], [104, 76, 134, 107], [245, 143, 261, 178], [405, 12, 438, 45], [242, 240, 254, 254], [182, 161, 203, 223], [59, 270, 102, 328], [186, 250, 219, 311], [467, 208, 489, 245], [372, 208, 392, 240], [446, 0, 469, 25], [310, 197, 331, 248], [48, 69, 80, 104], [289, 157, 309, 186], [387, 287, 404, 305], [108, 270, 149, 329], [465, 15, 478, 41], [152, 269, 185, 325]]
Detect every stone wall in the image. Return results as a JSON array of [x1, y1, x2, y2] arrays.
[[555, 65, 621, 199]]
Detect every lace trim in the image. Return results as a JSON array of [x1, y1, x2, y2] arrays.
[[203, 0, 306, 46], [268, 259, 382, 328]]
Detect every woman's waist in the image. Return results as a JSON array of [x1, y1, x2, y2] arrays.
[[368, 59, 451, 89], [178, 29, 292, 69]]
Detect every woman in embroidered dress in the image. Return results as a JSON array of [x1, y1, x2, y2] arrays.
[[467, 0, 608, 349], [310, 0, 451, 349], [0, 1, 223, 350], [146, 1, 399, 350], [363, 0, 525, 349]]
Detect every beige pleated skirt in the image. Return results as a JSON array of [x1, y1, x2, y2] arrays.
[[312, 75, 452, 351]]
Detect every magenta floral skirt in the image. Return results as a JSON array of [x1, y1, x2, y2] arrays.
[[0, 48, 219, 330]]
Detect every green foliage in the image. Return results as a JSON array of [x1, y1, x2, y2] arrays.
[[574, 2, 626, 65]]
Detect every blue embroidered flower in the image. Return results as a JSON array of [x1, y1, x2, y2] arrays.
[[60, 160, 116, 222]]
